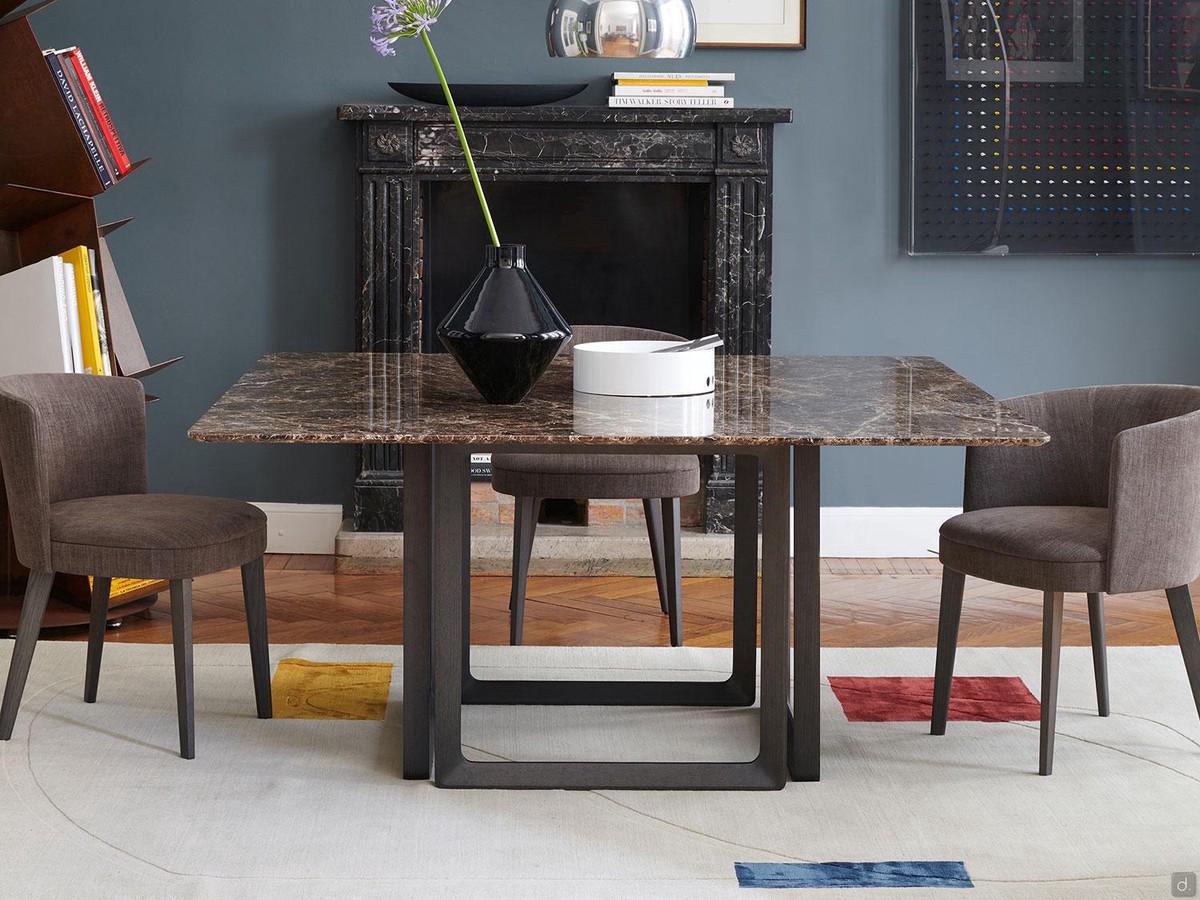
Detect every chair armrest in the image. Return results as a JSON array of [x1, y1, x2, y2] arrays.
[[1108, 410, 1200, 594], [0, 395, 53, 572]]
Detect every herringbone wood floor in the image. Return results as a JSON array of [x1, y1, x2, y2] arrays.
[[48, 555, 1197, 648]]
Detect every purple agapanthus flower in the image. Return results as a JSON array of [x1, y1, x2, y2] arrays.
[[370, 0, 453, 54], [371, 35, 396, 56], [367, 0, 500, 247]]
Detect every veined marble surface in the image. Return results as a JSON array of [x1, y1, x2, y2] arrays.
[[338, 104, 793, 125], [189, 353, 1048, 448]]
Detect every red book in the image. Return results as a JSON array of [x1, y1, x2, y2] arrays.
[[63, 47, 132, 176]]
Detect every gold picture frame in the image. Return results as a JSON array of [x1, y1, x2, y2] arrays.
[[694, 0, 806, 49]]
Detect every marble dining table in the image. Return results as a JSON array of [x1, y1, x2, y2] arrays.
[[190, 352, 1048, 790]]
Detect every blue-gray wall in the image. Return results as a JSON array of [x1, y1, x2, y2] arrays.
[[39, 0, 1199, 510]]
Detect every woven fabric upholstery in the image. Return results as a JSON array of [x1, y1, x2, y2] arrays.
[[0, 374, 267, 579], [964, 386, 1200, 512], [1108, 405, 1200, 592], [943, 385, 1200, 594], [49, 494, 267, 579], [492, 453, 701, 500], [0, 375, 148, 572], [940, 507, 1109, 592], [492, 325, 701, 501]]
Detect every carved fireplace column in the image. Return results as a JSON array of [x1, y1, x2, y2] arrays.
[[706, 153, 776, 533], [341, 105, 792, 533]]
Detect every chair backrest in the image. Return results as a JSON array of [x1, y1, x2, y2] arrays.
[[565, 325, 687, 354], [966, 385, 1200, 510], [966, 384, 1200, 593], [0, 374, 148, 572]]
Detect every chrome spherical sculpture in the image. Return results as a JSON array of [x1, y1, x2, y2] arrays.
[[547, 0, 697, 59]]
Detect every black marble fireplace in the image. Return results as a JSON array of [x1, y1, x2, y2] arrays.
[[338, 103, 792, 533]]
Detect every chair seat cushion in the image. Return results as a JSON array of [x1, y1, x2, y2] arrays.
[[939, 506, 1109, 592], [49, 494, 267, 579], [491, 453, 701, 500]]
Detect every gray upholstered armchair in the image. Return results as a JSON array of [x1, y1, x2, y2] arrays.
[[934, 385, 1200, 775], [0, 375, 272, 758]]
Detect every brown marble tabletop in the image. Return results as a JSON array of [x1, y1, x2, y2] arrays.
[[188, 352, 1048, 448], [188, 351, 1048, 790]]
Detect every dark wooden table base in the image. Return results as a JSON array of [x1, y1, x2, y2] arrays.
[[406, 445, 796, 790]]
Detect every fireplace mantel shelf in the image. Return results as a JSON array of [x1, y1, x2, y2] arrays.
[[338, 104, 793, 125]]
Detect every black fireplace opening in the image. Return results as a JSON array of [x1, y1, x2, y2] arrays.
[[540, 498, 588, 526], [423, 180, 709, 353]]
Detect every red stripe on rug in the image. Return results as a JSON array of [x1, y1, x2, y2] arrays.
[[829, 676, 1041, 722]]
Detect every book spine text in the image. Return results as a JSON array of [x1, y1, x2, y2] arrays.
[[608, 97, 736, 109], [612, 72, 735, 82], [613, 85, 725, 97], [66, 48, 132, 175], [45, 52, 113, 188]]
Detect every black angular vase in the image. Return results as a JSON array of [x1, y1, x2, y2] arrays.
[[437, 244, 571, 405]]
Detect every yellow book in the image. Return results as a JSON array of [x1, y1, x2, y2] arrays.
[[91, 576, 166, 601], [616, 79, 709, 87], [59, 246, 105, 375], [111, 578, 165, 600]]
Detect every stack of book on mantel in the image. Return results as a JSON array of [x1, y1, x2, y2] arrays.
[[42, 47, 133, 189], [609, 72, 735, 109]]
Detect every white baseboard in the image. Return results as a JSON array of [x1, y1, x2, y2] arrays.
[[253, 503, 344, 555], [266, 503, 953, 559], [322, 502, 958, 561], [816, 507, 958, 558]]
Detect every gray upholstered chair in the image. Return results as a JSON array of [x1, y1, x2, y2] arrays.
[[492, 325, 701, 648], [933, 385, 1200, 775], [0, 374, 271, 759]]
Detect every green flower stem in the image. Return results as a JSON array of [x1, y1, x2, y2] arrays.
[[421, 30, 500, 247]]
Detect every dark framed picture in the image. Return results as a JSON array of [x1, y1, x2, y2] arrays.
[[693, 0, 806, 49], [906, 0, 1200, 255], [1144, 0, 1200, 94], [940, 0, 1085, 83]]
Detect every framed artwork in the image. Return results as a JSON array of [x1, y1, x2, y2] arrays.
[[906, 0, 1200, 256], [1143, 0, 1200, 95], [692, 0, 806, 49]]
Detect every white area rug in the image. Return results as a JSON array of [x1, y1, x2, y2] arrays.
[[0, 642, 1197, 899]]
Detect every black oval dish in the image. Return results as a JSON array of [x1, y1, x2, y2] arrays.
[[388, 82, 589, 107]]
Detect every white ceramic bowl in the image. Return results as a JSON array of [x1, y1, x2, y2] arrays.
[[572, 340, 716, 398], [573, 392, 715, 437]]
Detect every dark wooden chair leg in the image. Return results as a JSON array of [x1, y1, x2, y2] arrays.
[[0, 572, 55, 741], [661, 497, 684, 647], [170, 579, 195, 760], [644, 498, 670, 615], [1165, 585, 1200, 721], [931, 567, 966, 735], [240, 557, 272, 719], [1087, 592, 1110, 717], [1040, 591, 1065, 776], [84, 577, 111, 704], [509, 497, 539, 646]]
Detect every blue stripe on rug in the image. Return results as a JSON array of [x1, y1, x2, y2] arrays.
[[735, 861, 973, 889]]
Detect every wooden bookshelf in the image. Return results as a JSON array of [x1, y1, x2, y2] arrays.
[[0, 0, 181, 631], [0, 0, 150, 196]]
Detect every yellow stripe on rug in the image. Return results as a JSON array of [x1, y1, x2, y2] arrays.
[[270, 659, 393, 720]]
